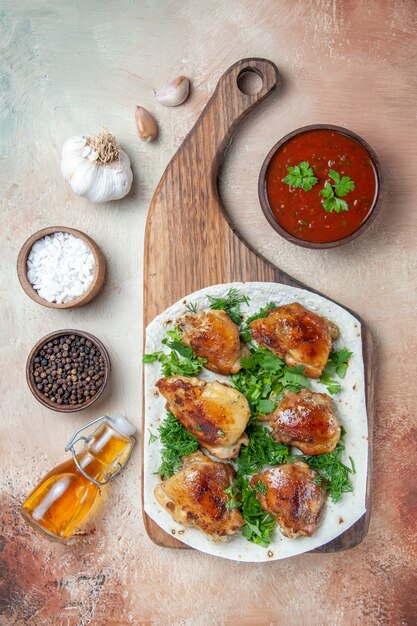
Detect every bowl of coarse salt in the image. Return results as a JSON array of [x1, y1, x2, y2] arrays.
[[17, 226, 106, 308]]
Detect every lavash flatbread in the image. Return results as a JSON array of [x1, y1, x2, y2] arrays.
[[143, 282, 368, 562]]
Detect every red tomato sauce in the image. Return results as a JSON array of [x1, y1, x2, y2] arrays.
[[265, 129, 378, 243]]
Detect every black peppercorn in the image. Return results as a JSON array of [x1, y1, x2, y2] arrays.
[[31, 333, 107, 408]]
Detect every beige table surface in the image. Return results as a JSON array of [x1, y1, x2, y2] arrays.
[[1, 1, 416, 624]]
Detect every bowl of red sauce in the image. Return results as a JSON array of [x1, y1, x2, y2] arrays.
[[258, 125, 382, 248]]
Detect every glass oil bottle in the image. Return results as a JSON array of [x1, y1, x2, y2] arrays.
[[20, 415, 136, 541]]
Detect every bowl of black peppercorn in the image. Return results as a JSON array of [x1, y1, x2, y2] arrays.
[[26, 329, 110, 412]]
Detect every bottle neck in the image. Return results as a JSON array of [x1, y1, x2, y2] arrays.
[[77, 422, 130, 483]]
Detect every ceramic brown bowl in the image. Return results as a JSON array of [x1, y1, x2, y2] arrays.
[[17, 226, 106, 308], [258, 124, 383, 249], [26, 329, 110, 413]]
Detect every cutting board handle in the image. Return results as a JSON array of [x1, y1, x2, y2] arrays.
[[175, 58, 280, 177]]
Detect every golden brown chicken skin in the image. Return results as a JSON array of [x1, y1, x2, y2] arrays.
[[155, 451, 244, 540], [250, 462, 327, 538], [178, 309, 245, 375], [249, 302, 339, 378], [260, 388, 341, 455], [156, 376, 250, 459]]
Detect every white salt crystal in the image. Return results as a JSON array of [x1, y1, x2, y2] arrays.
[[27, 269, 36, 283], [31, 241, 44, 253], [26, 231, 96, 303]]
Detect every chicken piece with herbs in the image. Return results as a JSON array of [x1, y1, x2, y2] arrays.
[[156, 375, 250, 459], [250, 462, 327, 538], [178, 309, 247, 375], [155, 451, 244, 540], [249, 302, 339, 378], [260, 388, 341, 455]]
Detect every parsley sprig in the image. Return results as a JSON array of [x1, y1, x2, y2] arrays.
[[232, 345, 311, 416], [283, 161, 318, 192], [319, 347, 352, 395], [237, 476, 276, 547], [143, 327, 207, 376], [207, 288, 250, 325], [300, 441, 355, 503], [328, 169, 355, 197], [320, 170, 355, 213]]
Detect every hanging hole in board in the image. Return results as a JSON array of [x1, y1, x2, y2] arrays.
[[237, 68, 264, 95]]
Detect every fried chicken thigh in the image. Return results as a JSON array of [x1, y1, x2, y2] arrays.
[[249, 302, 339, 378], [178, 309, 245, 375], [260, 388, 341, 455], [155, 451, 244, 540], [156, 376, 250, 459], [250, 462, 327, 538]]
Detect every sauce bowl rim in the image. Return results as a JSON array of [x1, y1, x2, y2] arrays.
[[258, 123, 383, 249]]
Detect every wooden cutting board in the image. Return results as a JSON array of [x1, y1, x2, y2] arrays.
[[142, 58, 373, 551]]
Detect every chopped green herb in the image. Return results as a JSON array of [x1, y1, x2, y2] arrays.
[[185, 301, 198, 313], [142, 353, 160, 364], [228, 472, 276, 547], [196, 424, 202, 431], [319, 347, 352, 394], [165, 327, 183, 342], [236, 423, 291, 475], [162, 328, 194, 358], [319, 370, 341, 395], [239, 481, 276, 547], [217, 429, 225, 437], [300, 442, 355, 503], [156, 412, 199, 479], [282, 161, 318, 192], [143, 327, 207, 376], [240, 302, 277, 342], [253, 480, 267, 495], [232, 345, 310, 415], [224, 483, 241, 509], [279, 365, 312, 392], [256, 398, 277, 415], [147, 428, 158, 444], [207, 288, 249, 325], [328, 347, 353, 379], [228, 424, 289, 548]]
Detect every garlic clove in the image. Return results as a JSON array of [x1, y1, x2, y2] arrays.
[[135, 106, 158, 141], [154, 75, 190, 107]]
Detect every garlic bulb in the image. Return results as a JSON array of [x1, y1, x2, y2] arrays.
[[135, 106, 158, 141], [155, 76, 190, 107], [61, 130, 133, 203]]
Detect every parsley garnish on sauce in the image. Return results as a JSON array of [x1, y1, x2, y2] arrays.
[[320, 170, 355, 213], [282, 161, 318, 192]]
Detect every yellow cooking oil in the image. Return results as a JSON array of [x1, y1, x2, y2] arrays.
[[20, 415, 135, 541]]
